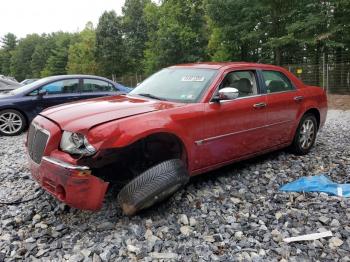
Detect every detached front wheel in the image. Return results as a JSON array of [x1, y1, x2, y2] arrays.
[[291, 113, 318, 155], [117, 159, 189, 216]]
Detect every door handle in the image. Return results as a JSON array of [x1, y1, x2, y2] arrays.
[[294, 96, 304, 101], [253, 102, 267, 108]]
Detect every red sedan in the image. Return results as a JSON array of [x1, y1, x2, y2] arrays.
[[26, 63, 327, 215]]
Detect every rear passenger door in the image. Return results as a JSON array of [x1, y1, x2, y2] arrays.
[[80, 79, 120, 100], [262, 70, 302, 146]]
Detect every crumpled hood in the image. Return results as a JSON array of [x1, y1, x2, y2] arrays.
[[40, 95, 182, 132]]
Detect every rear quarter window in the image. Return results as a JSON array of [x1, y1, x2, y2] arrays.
[[262, 70, 294, 93]]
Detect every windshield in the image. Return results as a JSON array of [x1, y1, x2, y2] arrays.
[[130, 68, 218, 103], [10, 78, 48, 95]]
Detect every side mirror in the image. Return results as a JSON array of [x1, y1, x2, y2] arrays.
[[38, 89, 47, 97], [213, 87, 239, 102]]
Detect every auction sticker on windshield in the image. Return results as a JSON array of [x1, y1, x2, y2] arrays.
[[181, 76, 205, 82]]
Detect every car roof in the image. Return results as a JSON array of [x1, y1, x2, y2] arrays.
[[170, 62, 285, 71], [8, 75, 118, 96], [42, 75, 114, 82]]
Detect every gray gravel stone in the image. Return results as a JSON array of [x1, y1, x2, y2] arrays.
[[329, 237, 344, 248], [179, 214, 189, 225], [150, 252, 178, 259], [69, 253, 85, 262], [92, 253, 102, 262], [0, 110, 349, 261]]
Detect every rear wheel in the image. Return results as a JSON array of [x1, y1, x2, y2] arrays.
[[0, 109, 26, 136], [291, 113, 318, 155], [117, 159, 189, 216]]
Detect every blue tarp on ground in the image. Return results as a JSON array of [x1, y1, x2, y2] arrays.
[[280, 174, 350, 197]]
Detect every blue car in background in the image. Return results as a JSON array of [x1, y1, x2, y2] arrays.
[[0, 75, 131, 136]]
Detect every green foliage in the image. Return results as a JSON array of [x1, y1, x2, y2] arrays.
[[66, 22, 98, 74], [0, 33, 17, 76], [122, 0, 151, 74], [143, 0, 208, 74], [1, 0, 350, 81], [30, 34, 55, 78], [41, 32, 78, 77], [95, 11, 126, 78], [10, 34, 41, 80]]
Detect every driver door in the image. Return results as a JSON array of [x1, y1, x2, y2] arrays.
[[33, 79, 81, 114], [200, 70, 268, 167]]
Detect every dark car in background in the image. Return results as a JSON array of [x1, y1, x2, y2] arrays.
[[0, 75, 130, 136]]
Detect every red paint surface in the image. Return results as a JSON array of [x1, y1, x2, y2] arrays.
[[27, 63, 328, 211], [30, 159, 108, 211]]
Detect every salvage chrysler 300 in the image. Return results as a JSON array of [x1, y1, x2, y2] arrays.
[[26, 63, 327, 215]]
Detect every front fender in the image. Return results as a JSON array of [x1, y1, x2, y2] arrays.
[[89, 118, 192, 155], [86, 103, 206, 172]]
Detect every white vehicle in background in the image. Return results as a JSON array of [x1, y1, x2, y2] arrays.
[[0, 77, 21, 92], [20, 79, 39, 85]]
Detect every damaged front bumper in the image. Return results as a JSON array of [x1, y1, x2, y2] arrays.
[[29, 156, 109, 211]]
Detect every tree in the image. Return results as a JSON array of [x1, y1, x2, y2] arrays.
[[142, 1, 161, 73], [41, 32, 77, 77], [30, 34, 55, 78], [10, 34, 41, 81], [2, 0, 350, 82], [143, 0, 208, 74], [122, 0, 151, 74], [66, 22, 98, 74], [96, 11, 126, 78], [31, 44, 49, 78], [206, 0, 302, 65], [329, 0, 350, 88], [0, 33, 17, 76]]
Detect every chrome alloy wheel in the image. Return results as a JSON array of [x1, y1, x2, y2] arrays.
[[299, 119, 315, 149], [0, 112, 23, 135]]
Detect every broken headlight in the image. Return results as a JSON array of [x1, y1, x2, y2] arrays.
[[60, 131, 96, 156]]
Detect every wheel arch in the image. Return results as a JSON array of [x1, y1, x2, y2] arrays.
[[131, 131, 189, 169], [303, 108, 320, 129], [87, 130, 191, 183]]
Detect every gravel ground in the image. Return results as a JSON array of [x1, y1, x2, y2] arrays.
[[0, 110, 350, 262]]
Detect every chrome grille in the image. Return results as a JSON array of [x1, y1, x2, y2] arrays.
[[27, 124, 49, 164]]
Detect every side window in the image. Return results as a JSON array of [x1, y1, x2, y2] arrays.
[[30, 79, 80, 95], [262, 71, 294, 93], [219, 70, 258, 98], [82, 79, 115, 92]]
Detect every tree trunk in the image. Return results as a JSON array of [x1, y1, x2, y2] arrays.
[[240, 44, 248, 61], [274, 47, 282, 66]]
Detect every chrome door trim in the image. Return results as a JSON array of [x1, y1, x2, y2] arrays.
[[266, 89, 297, 95], [209, 94, 267, 105], [195, 119, 292, 145]]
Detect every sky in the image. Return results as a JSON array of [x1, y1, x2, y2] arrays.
[[0, 0, 125, 38]]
